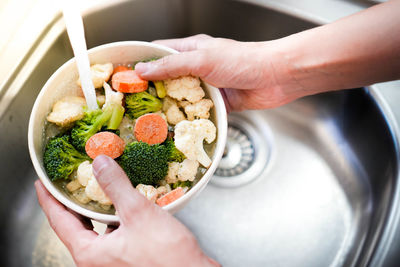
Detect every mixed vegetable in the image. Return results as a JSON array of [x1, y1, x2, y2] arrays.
[[44, 61, 216, 211]]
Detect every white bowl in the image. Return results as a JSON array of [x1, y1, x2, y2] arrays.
[[28, 41, 227, 224]]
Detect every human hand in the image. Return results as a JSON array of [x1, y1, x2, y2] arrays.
[[135, 34, 304, 112], [136, 3, 400, 112], [35, 155, 219, 267]]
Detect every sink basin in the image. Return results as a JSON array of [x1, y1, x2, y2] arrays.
[[0, 0, 398, 266]]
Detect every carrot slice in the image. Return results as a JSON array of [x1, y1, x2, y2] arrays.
[[85, 131, 125, 159], [113, 65, 130, 75], [134, 113, 168, 145], [156, 187, 184, 207], [111, 70, 148, 93]]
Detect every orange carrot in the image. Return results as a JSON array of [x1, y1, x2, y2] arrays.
[[85, 131, 125, 159], [113, 65, 130, 74], [111, 70, 148, 93], [134, 113, 168, 145], [156, 187, 184, 207]]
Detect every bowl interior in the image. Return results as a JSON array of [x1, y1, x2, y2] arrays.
[[28, 41, 227, 224]]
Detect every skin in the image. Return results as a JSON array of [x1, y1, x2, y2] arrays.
[[35, 155, 219, 267], [136, 0, 400, 112], [36, 1, 400, 266]]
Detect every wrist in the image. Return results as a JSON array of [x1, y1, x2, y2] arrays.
[[263, 29, 340, 100], [255, 40, 312, 105]]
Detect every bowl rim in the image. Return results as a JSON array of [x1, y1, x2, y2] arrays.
[[28, 41, 227, 224]]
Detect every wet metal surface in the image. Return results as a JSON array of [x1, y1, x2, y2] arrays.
[[0, 0, 398, 266]]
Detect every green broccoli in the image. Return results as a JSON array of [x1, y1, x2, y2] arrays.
[[119, 141, 169, 186], [171, 180, 192, 189], [125, 91, 162, 119], [165, 140, 186, 163], [43, 134, 90, 181], [71, 103, 124, 152]]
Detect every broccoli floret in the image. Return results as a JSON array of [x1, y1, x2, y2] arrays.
[[165, 140, 186, 163], [71, 103, 124, 152], [125, 91, 162, 119], [171, 180, 192, 189], [44, 134, 90, 181], [119, 141, 169, 186]]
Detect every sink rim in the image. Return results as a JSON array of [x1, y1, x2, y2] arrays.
[[364, 85, 400, 266], [1, 0, 400, 266]]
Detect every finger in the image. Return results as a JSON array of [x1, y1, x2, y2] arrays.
[[220, 88, 255, 112], [153, 34, 212, 52], [92, 155, 153, 224], [221, 88, 289, 111], [67, 208, 94, 231], [136, 50, 208, 81], [35, 180, 97, 251], [219, 88, 232, 114], [105, 225, 118, 234]]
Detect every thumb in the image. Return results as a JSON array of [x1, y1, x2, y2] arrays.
[[92, 155, 152, 224], [135, 50, 206, 81]]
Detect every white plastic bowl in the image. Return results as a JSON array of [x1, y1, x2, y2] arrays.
[[28, 41, 227, 224]]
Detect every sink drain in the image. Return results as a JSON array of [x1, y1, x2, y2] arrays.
[[215, 125, 254, 177], [212, 112, 274, 187]]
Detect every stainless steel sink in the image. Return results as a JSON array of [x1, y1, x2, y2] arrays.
[[0, 0, 399, 266]]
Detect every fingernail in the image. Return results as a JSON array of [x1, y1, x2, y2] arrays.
[[92, 155, 112, 178], [34, 179, 41, 189]]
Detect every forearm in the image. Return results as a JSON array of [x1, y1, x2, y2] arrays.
[[136, 3, 400, 111], [272, 0, 400, 96]]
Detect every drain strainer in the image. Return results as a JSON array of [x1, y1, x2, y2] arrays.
[[212, 112, 274, 187], [215, 125, 254, 177]]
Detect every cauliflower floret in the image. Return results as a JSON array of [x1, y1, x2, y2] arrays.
[[77, 63, 113, 89], [77, 161, 112, 205], [166, 104, 186, 125], [164, 76, 205, 103], [162, 97, 186, 125], [46, 96, 86, 127], [178, 159, 199, 182], [165, 162, 180, 183], [136, 184, 158, 202], [72, 188, 91, 204], [165, 159, 199, 183], [103, 82, 123, 108], [77, 161, 92, 186], [66, 179, 82, 192], [183, 99, 214, 121], [174, 119, 216, 167], [162, 96, 177, 111], [178, 100, 190, 108], [156, 185, 169, 196], [85, 175, 112, 205]]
